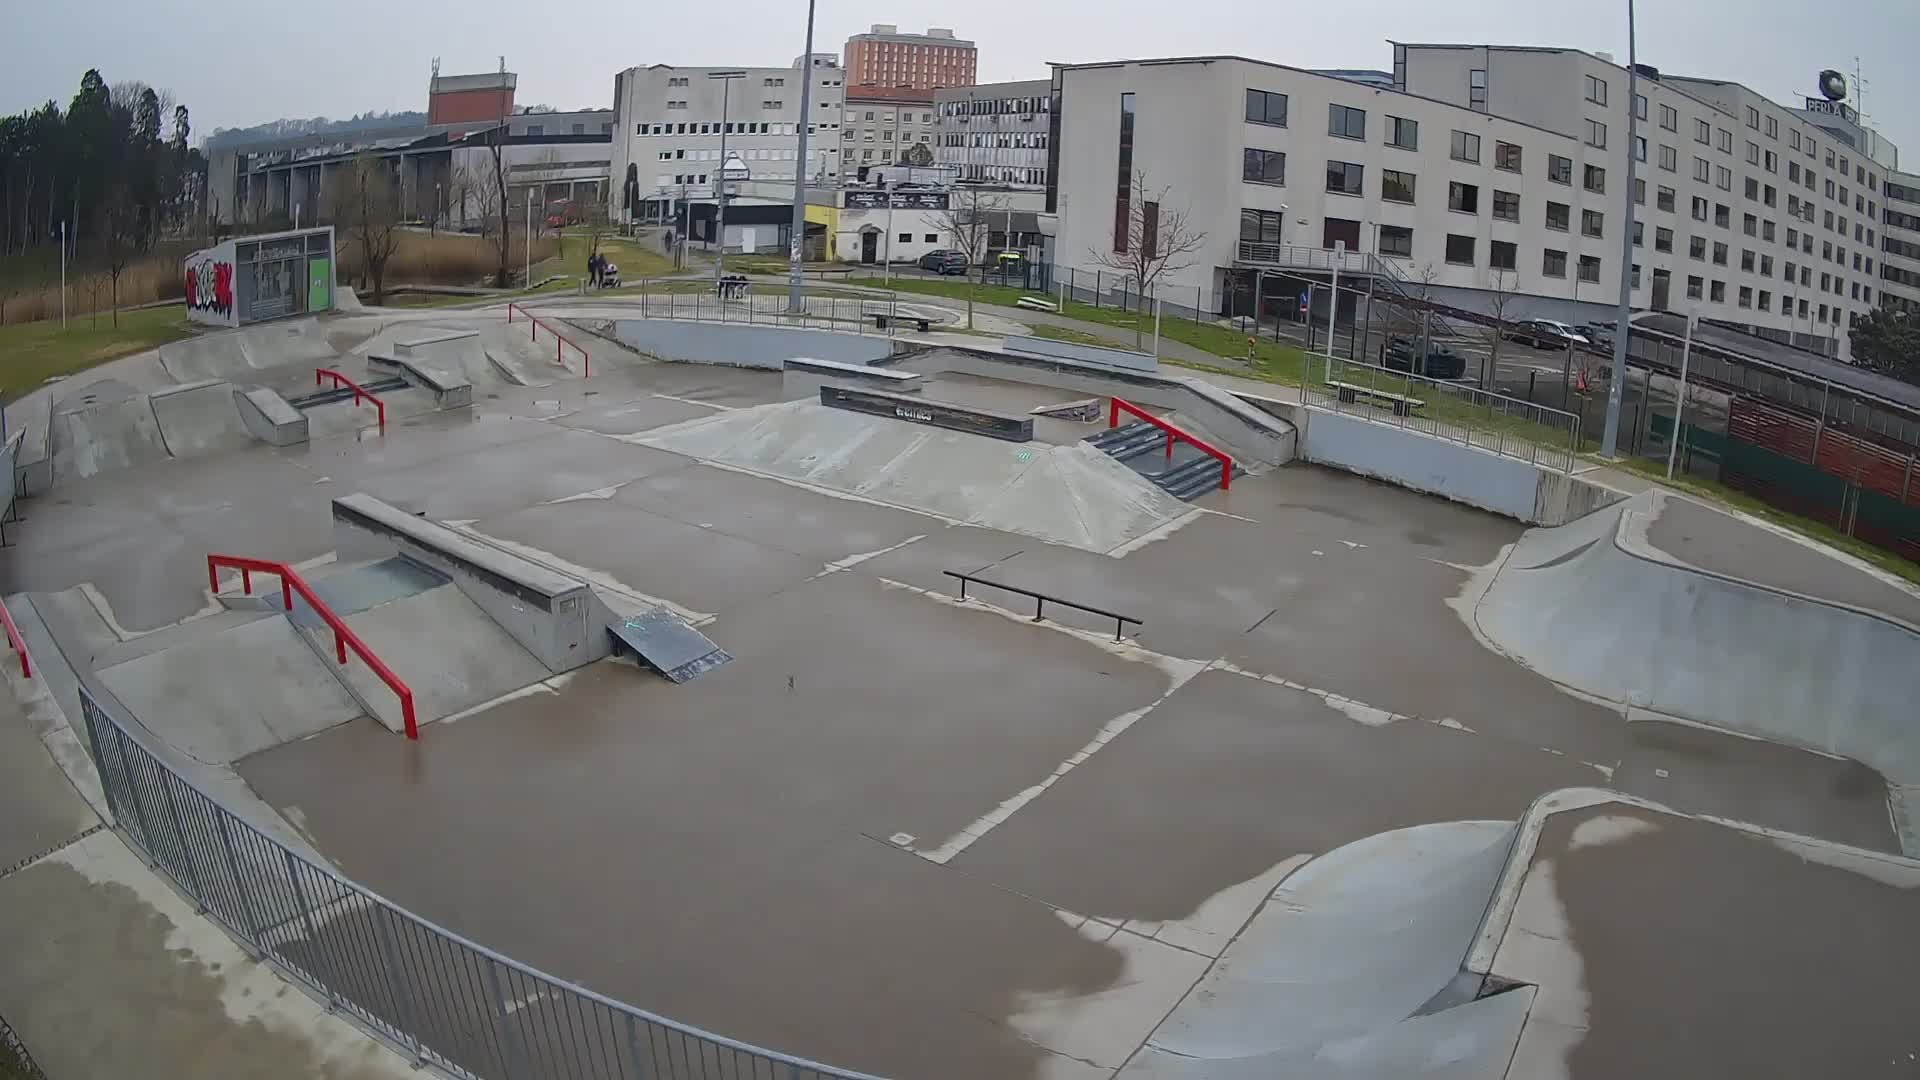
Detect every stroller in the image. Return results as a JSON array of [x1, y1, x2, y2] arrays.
[[598, 260, 621, 289]]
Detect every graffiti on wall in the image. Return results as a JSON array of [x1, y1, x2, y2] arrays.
[[185, 257, 234, 319]]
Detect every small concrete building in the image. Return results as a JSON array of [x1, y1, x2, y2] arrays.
[[183, 227, 336, 328]]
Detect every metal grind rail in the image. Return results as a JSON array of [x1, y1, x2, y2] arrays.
[[205, 554, 419, 740], [1109, 397, 1235, 492], [0, 594, 28, 678], [506, 302, 591, 377], [943, 569, 1143, 642], [315, 368, 388, 431]]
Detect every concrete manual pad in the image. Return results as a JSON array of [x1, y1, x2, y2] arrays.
[[97, 614, 364, 764], [319, 584, 549, 732], [0, 691, 98, 873], [146, 379, 254, 458], [340, 427, 685, 522], [552, 394, 725, 437], [613, 461, 934, 563], [634, 400, 1189, 552]]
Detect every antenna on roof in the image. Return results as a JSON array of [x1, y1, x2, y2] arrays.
[[1852, 56, 1869, 126], [431, 57, 440, 79], [499, 56, 506, 75]]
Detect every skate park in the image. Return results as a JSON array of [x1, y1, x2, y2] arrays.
[[2, 296, 1917, 1080]]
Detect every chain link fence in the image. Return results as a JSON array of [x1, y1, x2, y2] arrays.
[[77, 684, 878, 1080], [1301, 353, 1583, 473]]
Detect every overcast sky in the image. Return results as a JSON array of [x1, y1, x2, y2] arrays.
[[5, 0, 1916, 159]]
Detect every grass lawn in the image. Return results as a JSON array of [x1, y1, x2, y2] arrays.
[[1031, 324, 1120, 348], [1604, 454, 1920, 587], [0, 306, 193, 401], [542, 231, 678, 282]]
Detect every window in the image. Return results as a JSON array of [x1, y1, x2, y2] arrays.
[[1746, 105, 1760, 130], [924, 233, 938, 243], [1739, 286, 1753, 308], [1449, 181, 1480, 214], [1785, 259, 1797, 280], [1790, 162, 1802, 182], [1761, 255, 1774, 277], [1386, 115, 1419, 150], [1469, 68, 1488, 112], [1328, 103, 1366, 140], [1687, 275, 1705, 300], [1239, 208, 1286, 245], [1584, 164, 1606, 194], [1490, 240, 1517, 271], [1712, 280, 1727, 303], [1745, 177, 1761, 200], [1634, 178, 1647, 206], [1451, 130, 1481, 163], [1660, 103, 1679, 131], [1585, 119, 1607, 148], [1113, 92, 1136, 253], [1716, 204, 1731, 229], [1326, 159, 1364, 196], [1634, 94, 1648, 120], [1713, 241, 1729, 265], [1743, 213, 1758, 236], [1579, 255, 1603, 284], [1746, 141, 1761, 165], [1741, 249, 1756, 272], [1582, 209, 1605, 238], [1245, 88, 1288, 127], [1634, 221, 1644, 247], [1378, 224, 1414, 257], [1719, 129, 1733, 154], [1689, 236, 1706, 260], [1546, 201, 1570, 231], [1763, 220, 1776, 242], [1495, 141, 1521, 171], [1764, 151, 1777, 174], [1635, 136, 1648, 163], [1543, 249, 1568, 277], [1445, 234, 1476, 265], [1493, 190, 1520, 221], [1633, 264, 1643, 288], [1766, 116, 1779, 139], [1765, 185, 1777, 208], [1717, 167, 1732, 192], [1791, 129, 1802, 150], [1691, 196, 1710, 222], [897, 232, 911, 244], [1659, 144, 1678, 172], [1758, 290, 1771, 311], [1549, 155, 1573, 185], [1694, 157, 1712, 183], [1658, 186, 1677, 213], [1695, 118, 1712, 144], [1243, 148, 1286, 186], [1656, 227, 1674, 252], [1585, 74, 1609, 105], [1381, 169, 1416, 203]]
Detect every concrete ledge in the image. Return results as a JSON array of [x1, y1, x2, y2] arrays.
[[331, 494, 601, 674], [781, 356, 923, 400], [232, 387, 309, 447], [1004, 333, 1157, 373], [819, 384, 1033, 441], [367, 354, 474, 409], [394, 330, 480, 355], [611, 319, 893, 370]]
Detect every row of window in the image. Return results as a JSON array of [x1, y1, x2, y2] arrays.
[[936, 132, 1047, 149], [938, 96, 1049, 116], [635, 121, 804, 136]]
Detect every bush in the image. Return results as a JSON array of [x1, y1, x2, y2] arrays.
[[337, 231, 559, 289], [0, 253, 188, 326]]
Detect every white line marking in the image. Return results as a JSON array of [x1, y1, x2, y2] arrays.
[[651, 392, 735, 412]]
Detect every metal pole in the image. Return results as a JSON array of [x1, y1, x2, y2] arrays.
[[1252, 272, 1264, 340], [1665, 311, 1696, 479], [60, 221, 67, 328], [1601, 0, 1642, 457], [882, 182, 894, 298], [714, 74, 735, 291], [524, 197, 531, 287], [786, 0, 818, 314], [1327, 241, 1343, 361], [1152, 293, 1163, 358]]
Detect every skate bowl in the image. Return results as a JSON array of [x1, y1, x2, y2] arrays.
[[1475, 492, 1920, 787]]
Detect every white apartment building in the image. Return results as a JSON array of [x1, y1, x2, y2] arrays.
[[608, 58, 846, 222], [934, 79, 1053, 188], [1881, 171, 1920, 315], [842, 87, 937, 179], [1051, 46, 1895, 362]]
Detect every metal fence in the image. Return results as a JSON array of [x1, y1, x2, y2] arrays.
[[1301, 354, 1583, 473], [623, 282, 913, 336], [77, 684, 879, 1080]]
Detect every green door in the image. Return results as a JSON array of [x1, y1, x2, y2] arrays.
[[307, 257, 331, 312]]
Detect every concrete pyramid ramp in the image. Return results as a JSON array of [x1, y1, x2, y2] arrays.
[[149, 379, 254, 457], [51, 380, 171, 481], [1121, 820, 1526, 1080], [1475, 494, 1920, 787], [635, 400, 1192, 552]]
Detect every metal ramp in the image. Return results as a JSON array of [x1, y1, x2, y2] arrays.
[[607, 609, 732, 684]]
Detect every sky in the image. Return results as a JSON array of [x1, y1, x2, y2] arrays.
[[5, 0, 1917, 160]]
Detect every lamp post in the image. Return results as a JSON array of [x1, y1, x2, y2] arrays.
[[708, 70, 747, 290], [786, 0, 819, 314], [1601, 0, 1642, 457]]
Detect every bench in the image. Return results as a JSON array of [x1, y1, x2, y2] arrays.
[[1016, 296, 1059, 313], [1327, 380, 1426, 417], [870, 312, 933, 333]]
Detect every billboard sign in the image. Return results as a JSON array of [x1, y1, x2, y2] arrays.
[[844, 190, 950, 210]]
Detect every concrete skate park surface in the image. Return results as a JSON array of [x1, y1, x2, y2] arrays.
[[4, 311, 1916, 1080]]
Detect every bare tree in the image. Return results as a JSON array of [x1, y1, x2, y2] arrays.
[[481, 117, 512, 286], [97, 182, 140, 327], [325, 154, 403, 304], [80, 271, 109, 328], [1482, 267, 1521, 390], [1087, 170, 1208, 348], [928, 186, 1006, 330]]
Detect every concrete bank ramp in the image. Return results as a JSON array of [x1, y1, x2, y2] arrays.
[[157, 317, 338, 383], [1474, 493, 1920, 788], [1122, 821, 1528, 1079], [147, 379, 255, 457], [50, 378, 287, 482], [634, 400, 1192, 552]]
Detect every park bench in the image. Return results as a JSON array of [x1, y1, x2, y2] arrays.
[[1327, 380, 1426, 417], [1016, 296, 1059, 313], [870, 312, 933, 333]]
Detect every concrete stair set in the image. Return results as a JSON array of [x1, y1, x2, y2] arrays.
[[1086, 420, 1242, 501]]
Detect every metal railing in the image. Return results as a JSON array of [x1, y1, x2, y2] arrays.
[[621, 281, 912, 335], [77, 682, 880, 1080], [1110, 397, 1234, 492], [315, 369, 388, 431], [0, 593, 30, 679], [507, 302, 592, 377], [1300, 354, 1582, 473], [943, 570, 1142, 642]]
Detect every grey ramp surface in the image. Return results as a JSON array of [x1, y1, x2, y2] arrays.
[[0, 690, 98, 873], [1124, 820, 1517, 1077], [317, 584, 549, 732], [97, 615, 365, 764], [1476, 494, 1920, 786], [50, 381, 169, 481], [635, 400, 1190, 552], [608, 608, 731, 682], [148, 379, 254, 457]]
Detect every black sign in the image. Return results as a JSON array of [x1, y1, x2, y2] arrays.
[[843, 190, 950, 210], [819, 385, 1033, 442]]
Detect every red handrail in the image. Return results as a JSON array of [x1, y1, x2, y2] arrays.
[[0, 595, 31, 678], [207, 554, 419, 740], [315, 368, 387, 431], [507, 302, 591, 377], [1110, 397, 1234, 492]]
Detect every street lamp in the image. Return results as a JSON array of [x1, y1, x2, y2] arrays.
[[786, 0, 819, 313], [709, 70, 748, 289], [1601, 0, 1642, 457]]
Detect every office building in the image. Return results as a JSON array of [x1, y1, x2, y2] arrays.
[[934, 79, 1053, 188], [1049, 44, 1898, 362], [843, 85, 937, 179], [843, 25, 976, 91], [1882, 170, 1920, 315]]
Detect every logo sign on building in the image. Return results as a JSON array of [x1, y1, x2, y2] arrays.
[[843, 190, 951, 210], [1803, 98, 1858, 123]]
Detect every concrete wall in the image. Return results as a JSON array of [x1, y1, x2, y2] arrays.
[[1004, 334, 1157, 373], [780, 356, 923, 399], [611, 319, 893, 370]]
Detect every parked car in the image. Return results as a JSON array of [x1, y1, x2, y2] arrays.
[[916, 249, 969, 275], [1504, 319, 1591, 349], [1383, 336, 1468, 380], [1582, 321, 1617, 350]]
